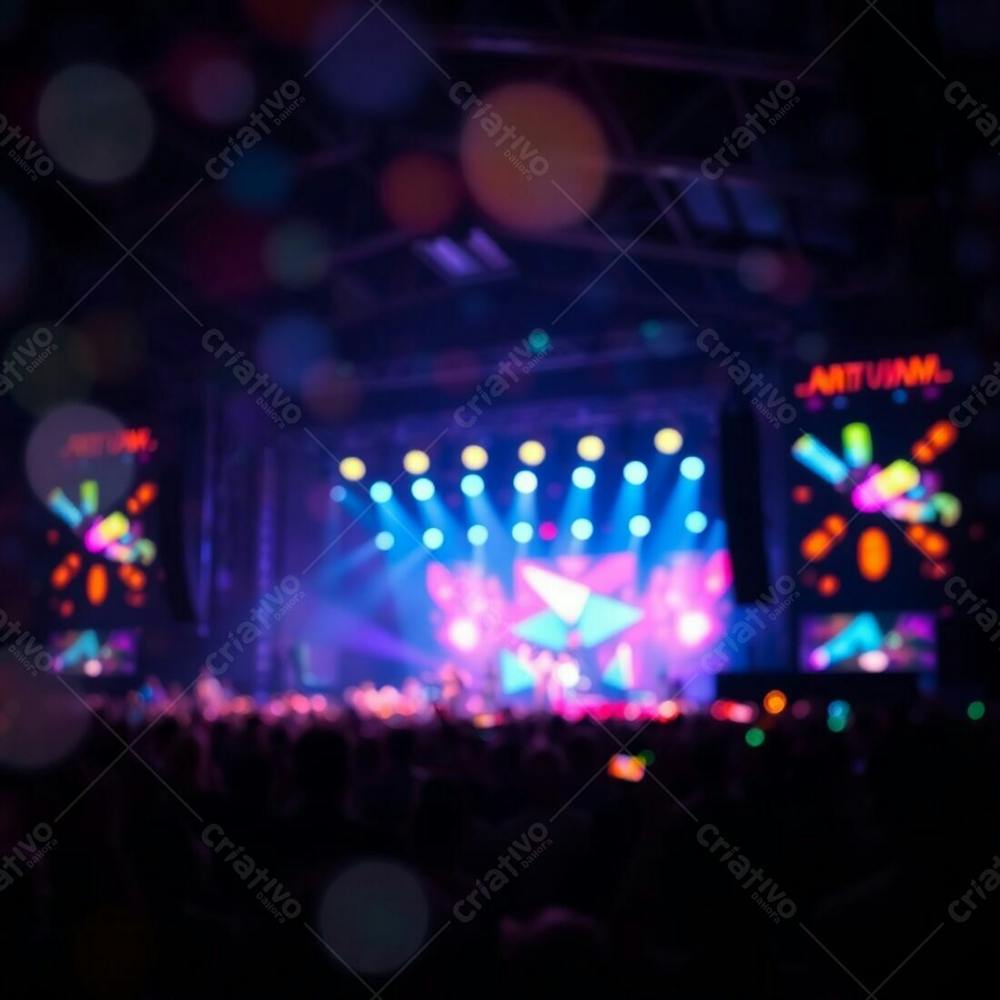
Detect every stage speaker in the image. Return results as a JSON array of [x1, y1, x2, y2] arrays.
[[719, 394, 769, 604]]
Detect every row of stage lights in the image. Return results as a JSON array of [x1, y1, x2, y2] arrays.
[[330, 428, 709, 553], [335, 428, 690, 484]]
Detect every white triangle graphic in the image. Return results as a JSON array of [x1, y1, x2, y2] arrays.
[[523, 565, 591, 625]]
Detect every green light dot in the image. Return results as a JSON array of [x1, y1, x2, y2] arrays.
[[827, 715, 847, 733], [745, 727, 765, 748], [968, 700, 986, 721]]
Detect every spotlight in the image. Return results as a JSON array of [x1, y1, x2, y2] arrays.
[[369, 481, 393, 504], [460, 473, 485, 498], [403, 450, 430, 475], [628, 514, 651, 537], [467, 524, 488, 546], [511, 521, 534, 543], [411, 477, 435, 501], [623, 460, 648, 485], [422, 527, 444, 550], [461, 444, 488, 470], [571, 466, 596, 489], [374, 531, 395, 551], [685, 510, 708, 533], [570, 517, 594, 541], [513, 470, 538, 494], [329, 485, 347, 502], [679, 456, 705, 480], [577, 435, 605, 461], [339, 456, 366, 481], [654, 427, 683, 454], [518, 440, 546, 466], [677, 610, 712, 646]]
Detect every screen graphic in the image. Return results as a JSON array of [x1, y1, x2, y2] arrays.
[[799, 612, 936, 673]]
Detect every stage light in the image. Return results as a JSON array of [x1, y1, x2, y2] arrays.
[[339, 456, 366, 481], [512, 521, 534, 543], [539, 521, 558, 541], [330, 485, 347, 502], [623, 460, 648, 485], [374, 531, 395, 551], [461, 444, 488, 470], [654, 427, 683, 454], [527, 328, 550, 354], [447, 617, 481, 653], [513, 470, 538, 494], [685, 510, 708, 534], [518, 440, 546, 466], [422, 527, 444, 550], [460, 473, 485, 498], [369, 481, 393, 504], [411, 477, 435, 501], [467, 524, 489, 546], [968, 700, 986, 721], [677, 610, 711, 647], [403, 449, 430, 475], [577, 435, 605, 461], [745, 727, 765, 748], [679, 456, 705, 481], [628, 514, 651, 538], [572, 466, 596, 489], [570, 517, 594, 541]]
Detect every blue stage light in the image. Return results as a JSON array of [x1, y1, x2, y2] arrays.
[[374, 530, 395, 551], [628, 514, 651, 537], [570, 517, 594, 541], [623, 460, 648, 485], [467, 524, 488, 546], [512, 521, 534, 543], [679, 456, 705, 481], [513, 470, 538, 494], [411, 477, 435, 501], [370, 480, 393, 504], [329, 485, 347, 502], [422, 527, 444, 550], [572, 466, 596, 489], [685, 510, 708, 533], [461, 473, 485, 498]]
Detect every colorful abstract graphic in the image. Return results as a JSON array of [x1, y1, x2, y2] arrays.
[[426, 550, 732, 701], [799, 611, 936, 673], [792, 419, 961, 589]]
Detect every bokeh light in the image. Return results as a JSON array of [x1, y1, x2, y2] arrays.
[[763, 689, 787, 714], [570, 518, 594, 541], [311, 4, 430, 115], [628, 514, 651, 538], [745, 727, 766, 748], [511, 521, 534, 543], [374, 530, 395, 551], [572, 466, 596, 490], [39, 64, 154, 183], [403, 450, 430, 475], [379, 152, 462, 234], [518, 440, 546, 466], [422, 527, 444, 550], [654, 427, 683, 454], [538, 521, 558, 541], [411, 478, 435, 501], [461, 445, 488, 470], [459, 82, 609, 232], [467, 524, 488, 546], [684, 510, 708, 534], [369, 481, 392, 504], [680, 456, 705, 480], [161, 35, 255, 125], [577, 435, 605, 461], [264, 220, 332, 289], [623, 460, 648, 485], [968, 700, 986, 721], [513, 470, 538, 494], [339, 457, 366, 482], [460, 474, 485, 498]]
